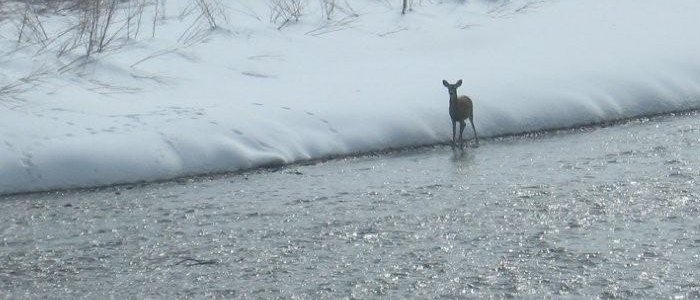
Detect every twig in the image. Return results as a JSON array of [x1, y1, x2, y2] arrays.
[[377, 26, 408, 37], [306, 15, 357, 36], [130, 48, 178, 68]]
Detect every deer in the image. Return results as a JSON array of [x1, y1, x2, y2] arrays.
[[442, 79, 478, 148]]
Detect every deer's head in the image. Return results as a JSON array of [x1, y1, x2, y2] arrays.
[[442, 79, 463, 99]]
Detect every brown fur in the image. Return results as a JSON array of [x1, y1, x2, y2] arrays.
[[451, 95, 473, 122]]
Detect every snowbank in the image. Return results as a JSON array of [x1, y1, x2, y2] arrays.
[[2, 0, 700, 195]]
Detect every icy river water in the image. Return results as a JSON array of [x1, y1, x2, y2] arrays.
[[2, 112, 700, 299]]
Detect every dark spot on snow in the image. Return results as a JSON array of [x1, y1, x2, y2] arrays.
[[284, 169, 303, 175], [242, 71, 275, 79], [258, 141, 272, 149], [21, 152, 34, 167], [459, 24, 479, 29]]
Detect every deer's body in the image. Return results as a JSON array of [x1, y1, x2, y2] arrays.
[[449, 95, 472, 123], [443, 80, 478, 148]]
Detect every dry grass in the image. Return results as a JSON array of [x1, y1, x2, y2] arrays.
[[0, 68, 49, 108], [269, 0, 304, 30], [177, 0, 227, 45]]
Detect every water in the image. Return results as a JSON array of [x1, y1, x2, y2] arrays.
[[2, 112, 700, 299]]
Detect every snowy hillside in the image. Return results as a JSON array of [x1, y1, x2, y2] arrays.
[[2, 0, 700, 195]]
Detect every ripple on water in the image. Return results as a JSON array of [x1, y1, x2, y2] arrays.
[[3, 114, 700, 298]]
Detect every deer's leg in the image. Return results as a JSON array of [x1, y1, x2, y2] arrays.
[[452, 121, 457, 148], [459, 120, 466, 149], [469, 117, 478, 145]]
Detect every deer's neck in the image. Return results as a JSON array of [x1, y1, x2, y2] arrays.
[[449, 94, 459, 105]]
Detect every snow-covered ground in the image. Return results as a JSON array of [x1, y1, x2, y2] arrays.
[[2, 0, 700, 195]]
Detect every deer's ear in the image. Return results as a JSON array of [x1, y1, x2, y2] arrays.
[[442, 80, 449, 87], [456, 80, 463, 87]]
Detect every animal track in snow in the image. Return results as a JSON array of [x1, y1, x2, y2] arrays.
[[20, 152, 35, 167]]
